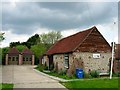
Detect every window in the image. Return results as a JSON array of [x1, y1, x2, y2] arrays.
[[13, 57, 15, 61], [23, 57, 25, 61], [64, 54, 69, 68], [26, 57, 28, 61], [30, 57, 32, 61], [16, 57, 18, 60]]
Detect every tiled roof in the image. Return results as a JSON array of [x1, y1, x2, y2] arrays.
[[7, 47, 20, 54], [22, 48, 33, 55], [115, 44, 120, 59], [46, 26, 96, 55]]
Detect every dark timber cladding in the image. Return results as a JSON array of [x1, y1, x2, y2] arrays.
[[46, 26, 111, 55], [76, 28, 111, 52]]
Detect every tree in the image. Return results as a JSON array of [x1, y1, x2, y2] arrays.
[[16, 45, 27, 52], [26, 34, 40, 48], [1, 47, 9, 65], [10, 41, 21, 47], [40, 31, 62, 44], [30, 44, 47, 65], [0, 32, 5, 42]]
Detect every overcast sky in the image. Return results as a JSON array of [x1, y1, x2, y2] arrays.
[[1, 0, 119, 47]]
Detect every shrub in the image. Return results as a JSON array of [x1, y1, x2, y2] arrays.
[[113, 72, 120, 77], [83, 72, 92, 79], [89, 70, 100, 78], [36, 64, 44, 72], [49, 64, 54, 70], [58, 69, 66, 75], [44, 65, 48, 70]]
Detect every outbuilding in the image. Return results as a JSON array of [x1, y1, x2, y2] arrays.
[[22, 48, 34, 65], [6, 47, 20, 65], [43, 26, 112, 75], [6, 47, 34, 65]]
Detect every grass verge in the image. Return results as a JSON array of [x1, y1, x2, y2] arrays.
[[60, 78, 119, 89], [0, 83, 13, 90]]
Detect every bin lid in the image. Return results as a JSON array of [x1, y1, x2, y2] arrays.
[[76, 68, 83, 70]]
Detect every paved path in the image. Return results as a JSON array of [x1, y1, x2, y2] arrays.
[[2, 65, 67, 89]]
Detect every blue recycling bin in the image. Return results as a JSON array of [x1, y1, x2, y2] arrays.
[[76, 68, 83, 78]]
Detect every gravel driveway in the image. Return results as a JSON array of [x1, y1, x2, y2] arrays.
[[2, 65, 66, 89]]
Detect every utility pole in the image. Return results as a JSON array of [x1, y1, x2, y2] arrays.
[[110, 42, 115, 79], [110, 22, 116, 79]]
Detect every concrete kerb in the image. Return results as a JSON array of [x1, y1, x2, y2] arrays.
[[33, 69, 68, 82], [33, 69, 85, 82], [33, 69, 118, 82]]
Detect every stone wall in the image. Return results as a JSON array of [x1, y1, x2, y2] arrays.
[[52, 52, 111, 75], [53, 54, 65, 71], [43, 55, 49, 67], [73, 52, 111, 73]]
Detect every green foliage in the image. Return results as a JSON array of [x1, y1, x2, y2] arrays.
[[26, 34, 40, 48], [30, 44, 47, 65], [113, 72, 120, 77], [2, 47, 9, 65], [58, 69, 66, 75], [35, 64, 48, 72], [35, 64, 44, 72], [10, 41, 21, 48], [16, 45, 27, 52], [40, 31, 62, 44], [9, 34, 40, 48], [83, 72, 92, 79], [49, 63, 54, 70], [89, 70, 100, 78], [1, 83, 14, 89], [0, 33, 5, 42], [30, 44, 47, 59]]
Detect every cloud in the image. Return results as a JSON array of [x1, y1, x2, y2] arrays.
[[2, 2, 117, 35], [1, 30, 30, 47]]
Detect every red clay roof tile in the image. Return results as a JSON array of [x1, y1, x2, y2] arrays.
[[46, 26, 96, 55], [22, 48, 33, 55], [7, 47, 20, 54]]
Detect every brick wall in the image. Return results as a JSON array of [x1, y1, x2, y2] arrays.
[[113, 60, 120, 73]]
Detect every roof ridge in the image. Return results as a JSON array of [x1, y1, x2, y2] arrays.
[[8, 47, 20, 54], [46, 26, 96, 55], [57, 26, 96, 42]]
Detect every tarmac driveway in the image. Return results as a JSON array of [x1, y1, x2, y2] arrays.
[[2, 65, 66, 88]]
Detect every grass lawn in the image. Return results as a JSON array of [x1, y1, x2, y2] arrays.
[[0, 83, 13, 90], [60, 78, 119, 89]]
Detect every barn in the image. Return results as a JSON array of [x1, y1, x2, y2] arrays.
[[43, 26, 112, 75], [6, 47, 34, 65]]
